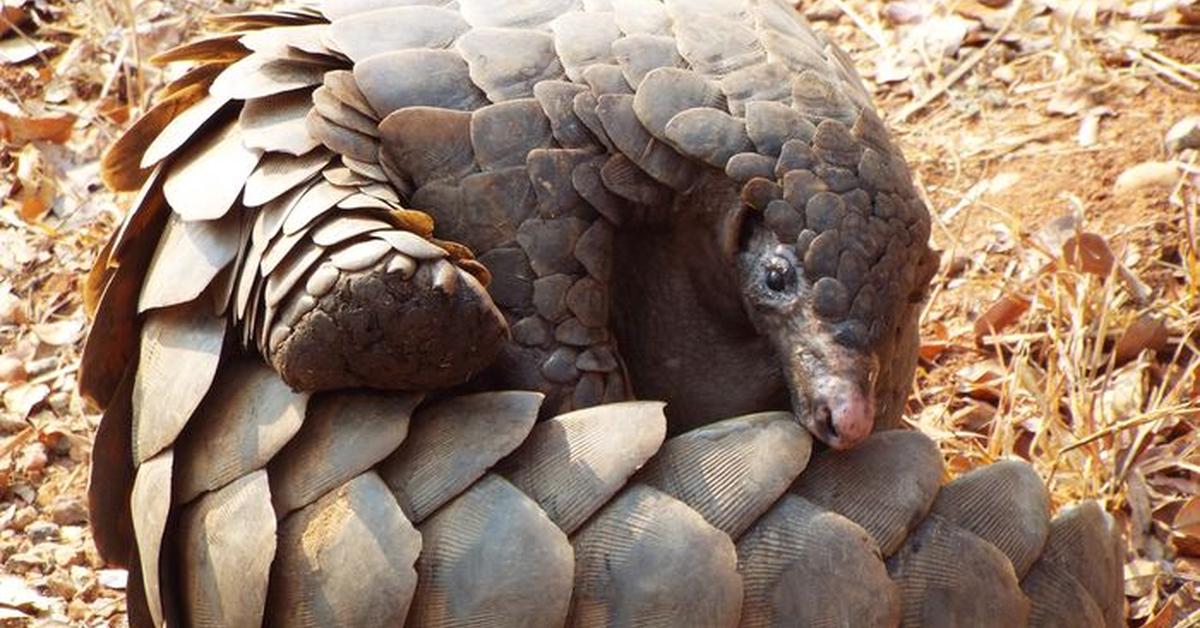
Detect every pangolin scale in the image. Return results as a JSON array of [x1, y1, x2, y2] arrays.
[[81, 1, 1124, 626]]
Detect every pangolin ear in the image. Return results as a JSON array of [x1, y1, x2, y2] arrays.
[[718, 202, 756, 263], [720, 176, 777, 261]]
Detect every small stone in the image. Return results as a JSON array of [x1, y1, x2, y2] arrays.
[[7, 551, 43, 574], [0, 356, 26, 384], [26, 521, 58, 543], [46, 571, 77, 599], [67, 599, 89, 622], [1166, 116, 1200, 154], [11, 507, 36, 531], [97, 569, 128, 591], [1114, 161, 1181, 196], [49, 498, 87, 527], [52, 544, 80, 567], [46, 392, 69, 414], [0, 413, 26, 435]]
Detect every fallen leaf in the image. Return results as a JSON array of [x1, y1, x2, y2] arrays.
[[1078, 106, 1114, 147], [14, 143, 57, 223], [2, 382, 48, 419], [974, 292, 1031, 343], [1114, 314, 1170, 364], [1099, 361, 1148, 426], [1174, 496, 1200, 557], [0, 355, 26, 385], [0, 574, 52, 613], [1125, 558, 1161, 598], [1181, 3, 1200, 24], [32, 319, 83, 346], [98, 99, 129, 125], [0, 4, 26, 35], [1062, 232, 1115, 276], [956, 360, 1007, 403], [0, 110, 74, 144], [1142, 582, 1200, 628], [0, 36, 51, 63], [0, 287, 27, 325]]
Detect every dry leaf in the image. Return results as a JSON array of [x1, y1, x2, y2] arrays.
[[2, 382, 48, 419], [1142, 583, 1200, 628], [0, 110, 74, 144], [1125, 558, 1161, 597], [956, 360, 1006, 403], [1174, 496, 1200, 557], [1114, 314, 1170, 364], [1099, 362, 1148, 426], [32, 319, 83, 346], [1062, 232, 1115, 276], [0, 355, 26, 385], [0, 287, 28, 325], [1181, 3, 1200, 23], [98, 99, 130, 125], [13, 143, 56, 222], [974, 292, 1031, 343], [0, 575, 51, 614], [0, 36, 51, 63], [1127, 0, 1190, 19]]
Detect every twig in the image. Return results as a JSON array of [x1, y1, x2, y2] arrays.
[[825, 0, 888, 50], [892, 0, 1024, 124]]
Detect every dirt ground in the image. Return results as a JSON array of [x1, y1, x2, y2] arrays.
[[1, 1, 1199, 626]]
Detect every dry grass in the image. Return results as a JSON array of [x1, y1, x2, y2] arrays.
[[0, 0, 1197, 625]]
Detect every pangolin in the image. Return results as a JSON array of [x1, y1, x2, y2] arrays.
[[80, 1, 1125, 626]]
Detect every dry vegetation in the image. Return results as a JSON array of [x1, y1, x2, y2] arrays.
[[0, 0, 1197, 625]]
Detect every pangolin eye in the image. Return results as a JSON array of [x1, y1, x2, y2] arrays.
[[764, 257, 795, 292]]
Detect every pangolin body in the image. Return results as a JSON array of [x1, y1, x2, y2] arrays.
[[81, 1, 1124, 626]]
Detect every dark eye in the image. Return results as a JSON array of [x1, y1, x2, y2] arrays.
[[764, 257, 795, 292]]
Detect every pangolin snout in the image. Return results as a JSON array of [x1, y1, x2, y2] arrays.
[[805, 377, 875, 450]]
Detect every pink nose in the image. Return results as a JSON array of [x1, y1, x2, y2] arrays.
[[810, 379, 875, 449]]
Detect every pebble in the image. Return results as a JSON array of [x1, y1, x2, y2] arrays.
[[26, 521, 58, 543], [1166, 116, 1200, 155], [49, 498, 87, 526], [1113, 161, 1181, 196], [11, 507, 36, 531], [97, 569, 127, 591]]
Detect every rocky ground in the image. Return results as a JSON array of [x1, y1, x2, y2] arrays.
[[0, 0, 1198, 625]]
